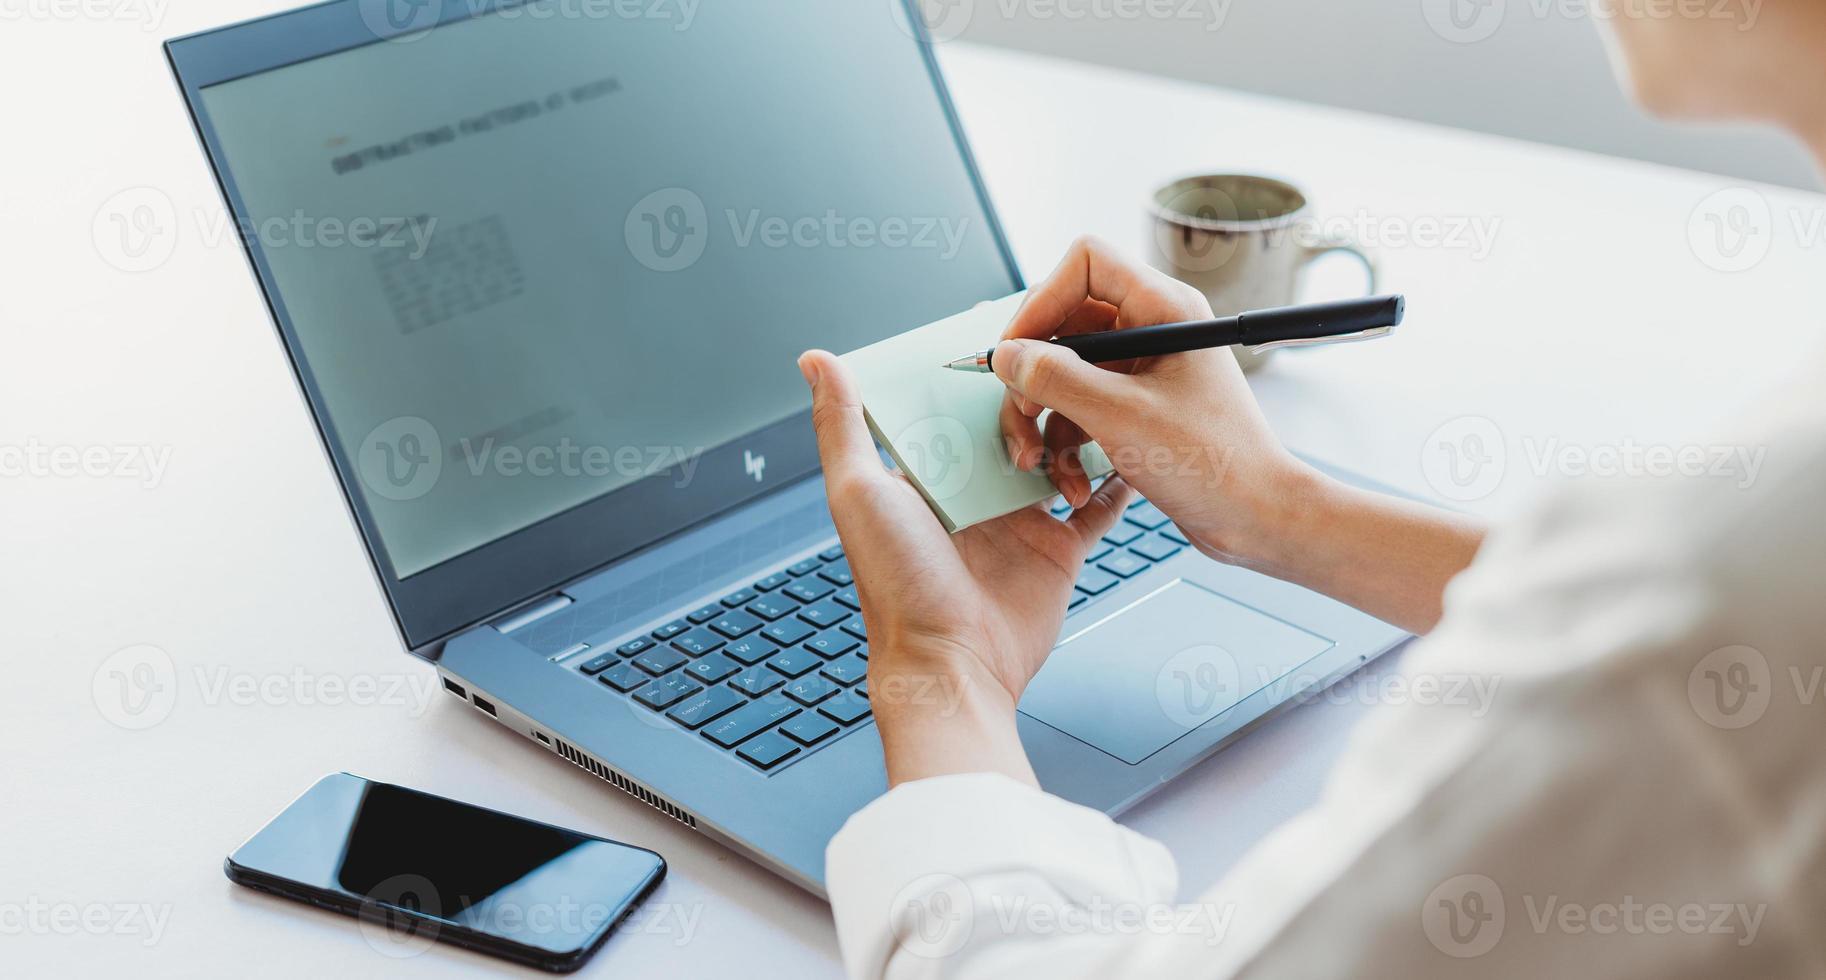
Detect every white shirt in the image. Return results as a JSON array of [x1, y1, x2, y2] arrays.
[[825, 369, 1826, 979]]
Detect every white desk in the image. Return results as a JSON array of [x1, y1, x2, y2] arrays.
[[8, 25, 1823, 978]]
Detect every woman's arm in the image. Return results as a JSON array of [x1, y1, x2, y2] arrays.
[[1238, 466, 1487, 634], [992, 235, 1485, 635]]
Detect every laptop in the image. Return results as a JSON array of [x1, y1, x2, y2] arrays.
[[167, 0, 1408, 893]]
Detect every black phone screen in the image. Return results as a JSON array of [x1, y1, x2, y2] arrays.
[[228, 773, 664, 968]]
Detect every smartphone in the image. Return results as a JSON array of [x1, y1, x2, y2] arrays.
[[226, 773, 665, 973]]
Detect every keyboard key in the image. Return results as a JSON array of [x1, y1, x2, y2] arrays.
[[633, 646, 689, 676], [686, 604, 722, 624], [804, 630, 859, 658], [817, 561, 853, 586], [780, 713, 840, 746], [784, 674, 837, 706], [723, 638, 774, 665], [728, 665, 786, 696], [1102, 523, 1143, 546], [820, 653, 868, 686], [683, 652, 740, 684], [651, 620, 690, 640], [1100, 552, 1150, 578], [783, 579, 834, 604], [818, 691, 872, 725], [796, 598, 851, 629], [1125, 501, 1171, 529], [720, 588, 757, 608], [786, 558, 823, 577], [578, 653, 617, 675], [1160, 525, 1190, 546], [833, 586, 862, 611], [736, 731, 800, 770], [616, 636, 656, 657], [704, 695, 800, 747], [709, 610, 763, 639], [1087, 543, 1113, 562], [633, 673, 702, 710], [818, 545, 845, 562], [598, 663, 647, 692], [753, 572, 791, 592], [841, 618, 869, 641], [671, 628, 725, 657], [855, 642, 869, 660], [761, 618, 816, 647], [766, 647, 822, 678], [1130, 536, 1183, 563], [667, 685, 746, 729], [1076, 567, 1120, 595], [1068, 593, 1088, 610], [1049, 496, 1072, 516], [746, 595, 799, 621]]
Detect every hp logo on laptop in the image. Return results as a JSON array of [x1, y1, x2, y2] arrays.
[[743, 450, 766, 483]]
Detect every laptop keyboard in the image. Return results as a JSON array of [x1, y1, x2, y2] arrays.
[[570, 497, 1188, 773]]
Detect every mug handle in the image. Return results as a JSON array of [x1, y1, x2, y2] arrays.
[[1298, 228, 1379, 295]]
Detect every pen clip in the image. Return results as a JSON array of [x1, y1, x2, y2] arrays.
[[1246, 325, 1393, 355]]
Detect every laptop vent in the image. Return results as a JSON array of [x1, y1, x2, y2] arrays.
[[552, 738, 697, 829]]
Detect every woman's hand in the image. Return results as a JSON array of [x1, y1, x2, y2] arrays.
[[996, 235, 1315, 573], [996, 236, 1488, 633], [797, 349, 1133, 787]]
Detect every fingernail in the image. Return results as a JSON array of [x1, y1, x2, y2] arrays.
[[798, 354, 820, 387]]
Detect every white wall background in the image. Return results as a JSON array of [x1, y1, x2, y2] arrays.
[[936, 0, 1820, 189]]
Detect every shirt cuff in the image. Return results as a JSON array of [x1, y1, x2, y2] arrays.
[[825, 772, 1178, 980]]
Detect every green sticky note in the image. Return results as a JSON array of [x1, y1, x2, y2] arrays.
[[840, 291, 1112, 532]]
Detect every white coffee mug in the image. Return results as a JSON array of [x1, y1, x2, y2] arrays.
[[1147, 174, 1377, 373]]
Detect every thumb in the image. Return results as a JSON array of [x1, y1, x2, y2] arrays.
[[991, 339, 1132, 431], [798, 350, 889, 495]]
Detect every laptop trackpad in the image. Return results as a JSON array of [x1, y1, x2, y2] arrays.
[[1019, 579, 1336, 764]]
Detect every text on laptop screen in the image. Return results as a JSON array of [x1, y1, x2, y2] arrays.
[[199, 1, 1010, 577]]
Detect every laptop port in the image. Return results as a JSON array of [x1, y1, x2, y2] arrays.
[[472, 695, 497, 716], [534, 732, 550, 745], [442, 677, 467, 699]]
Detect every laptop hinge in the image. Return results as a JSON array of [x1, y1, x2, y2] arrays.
[[491, 593, 573, 634]]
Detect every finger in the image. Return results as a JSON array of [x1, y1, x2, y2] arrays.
[[992, 338, 1133, 433], [1009, 299, 1123, 418], [1004, 235, 1165, 342], [1042, 412, 1091, 508], [1000, 389, 1044, 472], [1062, 475, 1133, 550], [798, 350, 889, 496]]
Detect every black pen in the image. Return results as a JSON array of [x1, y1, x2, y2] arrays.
[[941, 294, 1404, 372]]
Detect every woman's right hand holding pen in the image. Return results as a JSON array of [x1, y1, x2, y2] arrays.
[[994, 236, 1486, 634]]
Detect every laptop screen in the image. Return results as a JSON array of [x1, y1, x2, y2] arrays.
[[195, 1, 1012, 579]]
